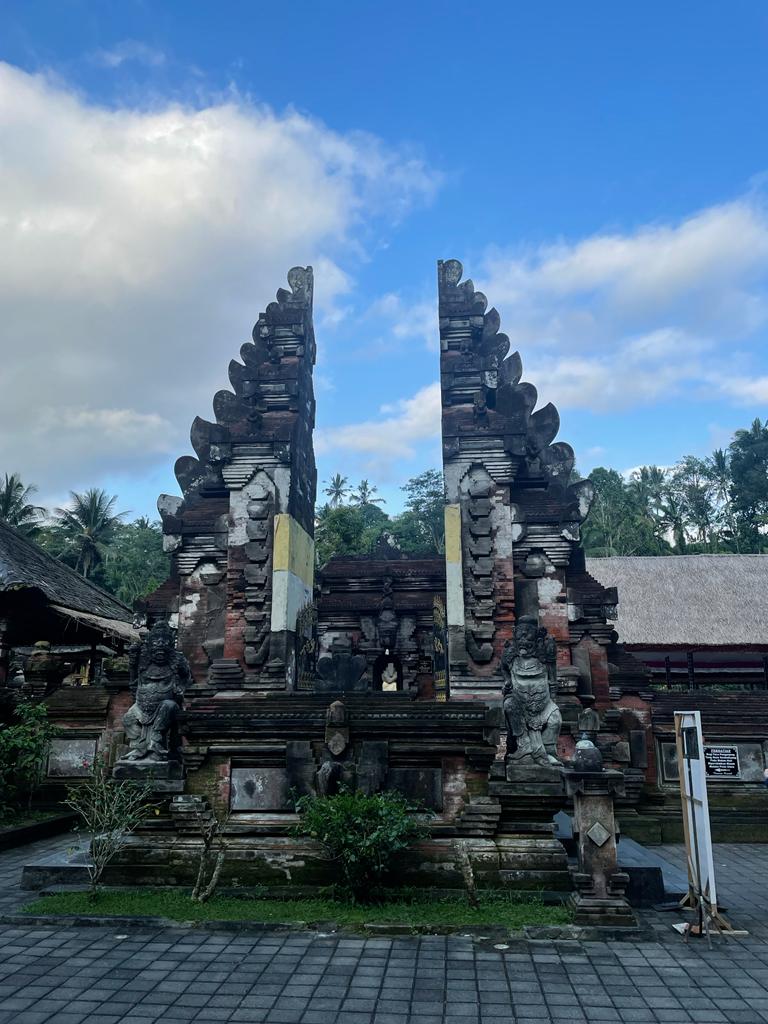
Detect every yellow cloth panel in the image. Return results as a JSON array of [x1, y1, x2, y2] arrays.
[[272, 514, 314, 588], [444, 505, 462, 564]]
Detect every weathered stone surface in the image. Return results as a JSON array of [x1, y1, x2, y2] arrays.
[[47, 737, 97, 777], [502, 617, 561, 768], [118, 621, 191, 767], [113, 759, 184, 794], [562, 766, 635, 927], [388, 767, 443, 811], [230, 767, 291, 811]]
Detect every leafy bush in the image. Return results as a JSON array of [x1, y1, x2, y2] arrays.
[[0, 700, 56, 820], [294, 789, 427, 902], [65, 754, 153, 899]]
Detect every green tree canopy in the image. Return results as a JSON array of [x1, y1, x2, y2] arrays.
[[52, 488, 127, 579], [729, 417, 768, 551], [0, 472, 45, 536], [315, 503, 390, 566], [103, 518, 170, 604], [391, 469, 445, 555], [581, 467, 671, 556]]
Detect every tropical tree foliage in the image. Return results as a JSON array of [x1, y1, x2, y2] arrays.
[[323, 473, 349, 507], [0, 700, 56, 820], [52, 489, 127, 579], [315, 502, 390, 566], [582, 426, 768, 555], [103, 518, 170, 604], [392, 469, 445, 555], [0, 472, 45, 536], [315, 469, 445, 565], [729, 417, 768, 549], [350, 479, 385, 507]]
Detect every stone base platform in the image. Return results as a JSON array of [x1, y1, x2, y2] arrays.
[[569, 892, 638, 929], [113, 759, 184, 794], [22, 833, 574, 898]]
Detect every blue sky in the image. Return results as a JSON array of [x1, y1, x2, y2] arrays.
[[1, 1, 767, 517]]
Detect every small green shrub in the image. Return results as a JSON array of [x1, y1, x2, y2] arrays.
[[294, 789, 427, 902], [0, 700, 56, 820]]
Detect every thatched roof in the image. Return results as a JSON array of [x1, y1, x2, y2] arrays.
[[0, 520, 133, 623], [586, 554, 768, 647]]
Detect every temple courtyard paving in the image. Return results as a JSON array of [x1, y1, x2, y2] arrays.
[[2, 837, 768, 1024]]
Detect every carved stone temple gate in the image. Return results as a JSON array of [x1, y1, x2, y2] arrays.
[[96, 262, 651, 912], [157, 267, 317, 694]]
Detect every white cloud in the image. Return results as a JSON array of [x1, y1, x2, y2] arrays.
[[366, 292, 438, 350], [717, 375, 768, 404], [91, 41, 167, 69], [315, 381, 441, 469], [0, 62, 438, 495], [523, 328, 710, 412], [479, 198, 768, 411]]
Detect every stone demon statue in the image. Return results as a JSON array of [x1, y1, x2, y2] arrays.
[[122, 621, 191, 762], [501, 616, 561, 767]]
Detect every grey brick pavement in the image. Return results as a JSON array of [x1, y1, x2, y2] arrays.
[[2, 836, 768, 1023]]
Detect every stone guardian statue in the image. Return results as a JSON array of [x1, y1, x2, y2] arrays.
[[121, 621, 191, 763], [501, 616, 562, 768]]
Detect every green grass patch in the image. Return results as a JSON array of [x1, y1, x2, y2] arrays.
[[23, 889, 571, 929]]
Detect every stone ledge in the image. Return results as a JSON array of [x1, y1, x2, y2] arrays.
[[0, 813, 77, 853], [0, 911, 651, 941]]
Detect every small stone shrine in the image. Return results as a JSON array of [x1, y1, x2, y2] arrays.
[[26, 260, 661, 901]]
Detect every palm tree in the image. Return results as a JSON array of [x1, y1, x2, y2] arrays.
[[351, 480, 385, 507], [628, 465, 667, 538], [0, 472, 45, 536], [323, 474, 349, 508], [659, 491, 688, 553], [734, 416, 766, 445], [707, 448, 739, 551], [53, 489, 127, 579]]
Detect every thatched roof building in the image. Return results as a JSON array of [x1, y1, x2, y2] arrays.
[[0, 521, 138, 680], [586, 555, 768, 647], [587, 555, 768, 689]]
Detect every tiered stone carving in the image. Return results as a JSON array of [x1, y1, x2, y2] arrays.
[[439, 258, 622, 703], [157, 268, 317, 691]]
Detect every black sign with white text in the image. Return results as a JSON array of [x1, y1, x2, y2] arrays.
[[704, 745, 740, 779]]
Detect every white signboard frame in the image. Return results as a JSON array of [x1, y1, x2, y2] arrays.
[[674, 711, 744, 941], [674, 711, 717, 911]]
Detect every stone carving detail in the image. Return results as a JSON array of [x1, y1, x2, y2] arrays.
[[243, 480, 275, 669], [316, 640, 368, 692], [121, 622, 192, 762], [439, 259, 598, 684], [462, 467, 495, 663], [376, 576, 398, 652], [501, 617, 561, 767], [317, 699, 351, 796], [577, 694, 600, 742], [324, 699, 349, 757], [156, 266, 318, 690]]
